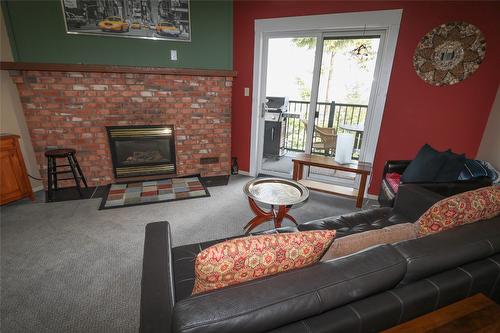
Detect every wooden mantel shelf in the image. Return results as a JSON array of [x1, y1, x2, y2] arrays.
[[0, 61, 237, 77]]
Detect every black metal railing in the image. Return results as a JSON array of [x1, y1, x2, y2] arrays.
[[283, 100, 368, 159]]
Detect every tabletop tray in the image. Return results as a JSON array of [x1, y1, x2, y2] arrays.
[[243, 178, 309, 206]]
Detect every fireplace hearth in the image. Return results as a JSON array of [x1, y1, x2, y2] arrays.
[[106, 125, 176, 178]]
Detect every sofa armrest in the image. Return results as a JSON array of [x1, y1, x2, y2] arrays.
[[383, 160, 411, 176], [393, 184, 444, 222], [140, 222, 175, 333]]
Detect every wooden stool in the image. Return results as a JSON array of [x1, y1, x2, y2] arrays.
[[44, 148, 88, 201]]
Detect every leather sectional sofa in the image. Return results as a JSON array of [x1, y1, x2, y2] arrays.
[[140, 185, 500, 333]]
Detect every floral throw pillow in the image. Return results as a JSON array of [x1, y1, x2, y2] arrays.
[[192, 230, 336, 295], [417, 186, 500, 237]]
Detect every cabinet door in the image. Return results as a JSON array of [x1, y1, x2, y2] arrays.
[[0, 149, 28, 204]]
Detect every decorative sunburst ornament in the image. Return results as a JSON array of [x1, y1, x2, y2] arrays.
[[413, 22, 486, 86]]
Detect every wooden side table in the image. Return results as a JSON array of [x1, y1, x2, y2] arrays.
[[292, 153, 371, 208], [382, 293, 500, 332]]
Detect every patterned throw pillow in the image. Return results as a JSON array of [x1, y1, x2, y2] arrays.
[[417, 186, 500, 237], [192, 230, 336, 295]]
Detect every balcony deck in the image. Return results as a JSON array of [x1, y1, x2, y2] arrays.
[[262, 100, 367, 176], [283, 100, 367, 157]]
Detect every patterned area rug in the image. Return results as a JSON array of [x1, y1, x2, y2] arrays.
[[99, 176, 210, 210]]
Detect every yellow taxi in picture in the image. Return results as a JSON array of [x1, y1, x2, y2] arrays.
[[131, 21, 142, 29], [155, 21, 180, 37], [98, 17, 129, 32]]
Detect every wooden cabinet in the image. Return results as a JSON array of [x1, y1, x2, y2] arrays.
[[0, 135, 34, 205]]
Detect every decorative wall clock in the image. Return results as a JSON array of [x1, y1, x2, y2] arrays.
[[413, 22, 486, 86]]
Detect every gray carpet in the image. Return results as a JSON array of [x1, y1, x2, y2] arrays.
[[1, 175, 376, 333]]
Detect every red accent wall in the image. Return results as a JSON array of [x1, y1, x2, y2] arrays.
[[232, 1, 500, 194]]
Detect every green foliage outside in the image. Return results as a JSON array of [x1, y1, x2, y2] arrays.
[[284, 37, 375, 156]]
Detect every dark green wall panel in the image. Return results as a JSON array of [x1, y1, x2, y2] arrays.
[[2, 0, 232, 69]]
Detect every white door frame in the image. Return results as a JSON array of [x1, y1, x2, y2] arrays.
[[249, 9, 403, 182]]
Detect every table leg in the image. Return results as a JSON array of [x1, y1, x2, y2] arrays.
[[245, 200, 299, 234], [284, 213, 298, 226], [244, 198, 274, 234], [244, 215, 271, 234], [293, 161, 304, 181], [273, 205, 287, 229], [356, 174, 368, 208], [272, 205, 299, 229], [292, 161, 299, 180]]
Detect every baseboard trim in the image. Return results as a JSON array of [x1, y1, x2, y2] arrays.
[[237, 170, 250, 176], [366, 193, 378, 200]]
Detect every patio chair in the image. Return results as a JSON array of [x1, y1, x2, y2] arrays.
[[300, 119, 337, 155]]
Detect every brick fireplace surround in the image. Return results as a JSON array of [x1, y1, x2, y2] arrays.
[[7, 65, 233, 188]]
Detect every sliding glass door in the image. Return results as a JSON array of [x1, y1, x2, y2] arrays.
[[257, 30, 384, 188], [308, 34, 381, 186]]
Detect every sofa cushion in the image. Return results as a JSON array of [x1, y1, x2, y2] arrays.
[[434, 150, 466, 182], [297, 207, 408, 238], [395, 216, 500, 285], [417, 186, 500, 236], [192, 230, 335, 295], [321, 223, 417, 261], [401, 144, 448, 182], [269, 253, 500, 333], [392, 184, 445, 222], [172, 245, 406, 333]]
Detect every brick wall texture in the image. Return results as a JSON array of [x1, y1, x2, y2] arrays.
[[9, 70, 232, 188]]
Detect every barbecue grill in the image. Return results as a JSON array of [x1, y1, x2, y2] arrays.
[[263, 97, 288, 158]]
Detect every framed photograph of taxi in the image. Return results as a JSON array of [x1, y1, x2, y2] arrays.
[[61, 0, 191, 42]]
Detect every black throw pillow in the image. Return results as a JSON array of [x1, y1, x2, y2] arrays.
[[435, 150, 466, 182], [400, 144, 447, 182]]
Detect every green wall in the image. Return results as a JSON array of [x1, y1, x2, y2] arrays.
[[2, 0, 232, 69]]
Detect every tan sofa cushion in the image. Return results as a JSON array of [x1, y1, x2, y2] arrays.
[[321, 223, 417, 261]]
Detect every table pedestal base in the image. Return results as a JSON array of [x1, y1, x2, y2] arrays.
[[244, 198, 298, 234]]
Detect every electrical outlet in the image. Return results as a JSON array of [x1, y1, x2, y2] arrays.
[[170, 50, 177, 61], [244, 87, 250, 96]]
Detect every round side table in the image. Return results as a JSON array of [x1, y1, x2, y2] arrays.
[[243, 178, 309, 234]]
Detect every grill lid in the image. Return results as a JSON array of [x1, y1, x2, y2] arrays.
[[265, 96, 288, 112]]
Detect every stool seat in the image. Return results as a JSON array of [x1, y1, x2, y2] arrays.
[[45, 148, 76, 158]]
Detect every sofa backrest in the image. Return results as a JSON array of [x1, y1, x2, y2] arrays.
[[171, 245, 406, 333], [394, 216, 500, 285], [392, 184, 444, 222]]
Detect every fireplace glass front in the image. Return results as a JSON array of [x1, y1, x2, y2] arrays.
[[107, 125, 176, 178]]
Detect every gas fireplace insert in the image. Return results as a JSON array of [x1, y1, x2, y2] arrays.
[[106, 125, 176, 178]]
